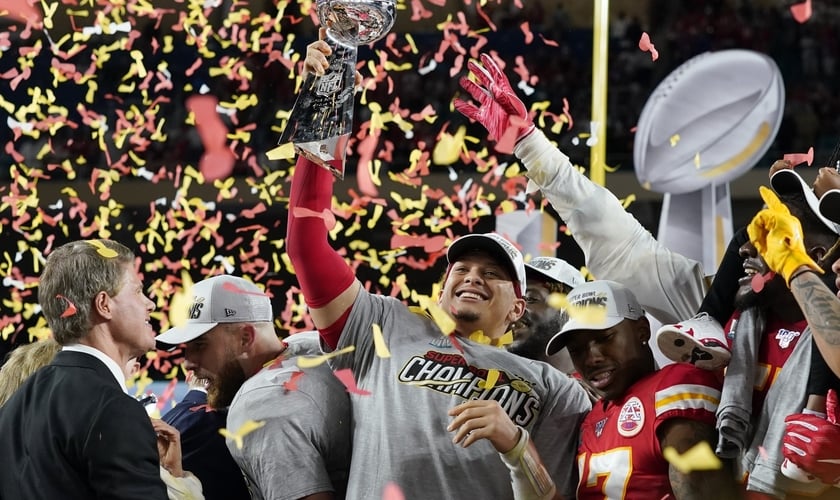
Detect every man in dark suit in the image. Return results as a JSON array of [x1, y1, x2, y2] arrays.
[[162, 373, 250, 500], [0, 239, 170, 500]]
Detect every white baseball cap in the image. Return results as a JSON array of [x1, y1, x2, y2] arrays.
[[156, 275, 273, 345], [545, 280, 645, 355], [446, 233, 527, 297], [525, 257, 584, 289], [770, 169, 840, 235]]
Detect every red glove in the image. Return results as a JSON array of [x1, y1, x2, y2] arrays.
[[783, 389, 840, 485], [454, 53, 534, 154]]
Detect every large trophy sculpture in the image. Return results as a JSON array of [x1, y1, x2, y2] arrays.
[[279, 0, 396, 177]]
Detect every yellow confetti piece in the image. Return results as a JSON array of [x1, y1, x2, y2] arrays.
[[266, 143, 295, 160], [478, 369, 500, 389], [669, 134, 680, 147], [662, 441, 722, 474], [619, 194, 636, 209], [468, 330, 491, 345], [372, 323, 390, 358], [432, 126, 466, 165], [219, 420, 267, 450], [296, 345, 355, 368], [546, 292, 608, 326], [167, 271, 194, 329], [426, 302, 456, 335], [86, 240, 117, 258], [694, 152, 701, 168]]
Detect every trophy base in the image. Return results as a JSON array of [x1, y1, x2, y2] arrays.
[[294, 134, 349, 178]]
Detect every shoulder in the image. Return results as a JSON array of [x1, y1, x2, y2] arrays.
[[649, 364, 721, 422], [231, 362, 349, 416], [654, 363, 722, 391]]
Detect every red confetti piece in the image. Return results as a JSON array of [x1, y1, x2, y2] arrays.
[[382, 482, 405, 500], [333, 368, 371, 396], [356, 134, 380, 197], [449, 334, 465, 354], [0, 0, 42, 24], [790, 0, 812, 23], [520, 21, 534, 44], [292, 207, 337, 230], [751, 271, 775, 293], [186, 94, 235, 182], [283, 370, 304, 392], [391, 234, 447, 253], [156, 377, 179, 410], [638, 32, 659, 61], [221, 281, 269, 297], [56, 294, 77, 318], [782, 146, 814, 166]]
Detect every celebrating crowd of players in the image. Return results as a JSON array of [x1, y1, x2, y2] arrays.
[[2, 37, 840, 500]]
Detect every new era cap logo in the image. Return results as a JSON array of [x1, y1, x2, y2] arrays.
[[224, 308, 237, 318]]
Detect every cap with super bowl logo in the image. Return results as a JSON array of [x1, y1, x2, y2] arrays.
[[156, 275, 273, 345]]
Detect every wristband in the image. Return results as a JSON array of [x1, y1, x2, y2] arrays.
[[788, 267, 818, 284], [500, 426, 556, 500]]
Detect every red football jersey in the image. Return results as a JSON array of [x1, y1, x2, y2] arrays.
[[723, 312, 807, 412], [576, 363, 721, 499]]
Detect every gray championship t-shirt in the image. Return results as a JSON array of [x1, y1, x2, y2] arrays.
[[331, 291, 591, 499], [227, 332, 352, 500]]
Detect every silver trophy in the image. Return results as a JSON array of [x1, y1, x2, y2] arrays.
[[279, 0, 396, 177]]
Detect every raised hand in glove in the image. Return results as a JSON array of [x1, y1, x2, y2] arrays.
[[453, 53, 534, 154], [783, 389, 840, 486], [747, 186, 823, 285]]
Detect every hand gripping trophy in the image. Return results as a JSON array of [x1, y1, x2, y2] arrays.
[[278, 0, 396, 177]]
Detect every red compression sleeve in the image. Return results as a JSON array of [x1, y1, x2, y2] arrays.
[[286, 157, 356, 345]]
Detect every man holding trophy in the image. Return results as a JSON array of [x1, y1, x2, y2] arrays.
[[283, 4, 590, 499]]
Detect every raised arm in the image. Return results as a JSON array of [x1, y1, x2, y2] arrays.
[[455, 53, 705, 324], [286, 39, 361, 347], [746, 186, 840, 376]]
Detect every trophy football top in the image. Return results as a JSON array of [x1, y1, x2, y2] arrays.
[[317, 0, 396, 46]]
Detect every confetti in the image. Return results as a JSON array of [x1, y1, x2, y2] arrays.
[[371, 323, 391, 358], [333, 368, 371, 395], [662, 441, 722, 473], [638, 32, 659, 61], [55, 294, 77, 318], [292, 206, 337, 230], [751, 271, 775, 293], [782, 146, 814, 167], [478, 368, 499, 389], [790, 0, 812, 24], [283, 370, 304, 392], [219, 420, 267, 450], [382, 482, 405, 500], [86, 240, 117, 258], [296, 345, 355, 368]]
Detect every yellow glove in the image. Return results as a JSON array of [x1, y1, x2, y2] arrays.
[[747, 186, 823, 285]]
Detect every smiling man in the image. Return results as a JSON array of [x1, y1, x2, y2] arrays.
[[509, 256, 584, 373], [0, 239, 168, 500], [545, 280, 739, 499]]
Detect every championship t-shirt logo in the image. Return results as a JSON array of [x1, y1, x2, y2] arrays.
[[617, 397, 644, 437]]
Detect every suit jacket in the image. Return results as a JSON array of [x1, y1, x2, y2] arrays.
[[0, 350, 168, 500], [163, 389, 250, 500]]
